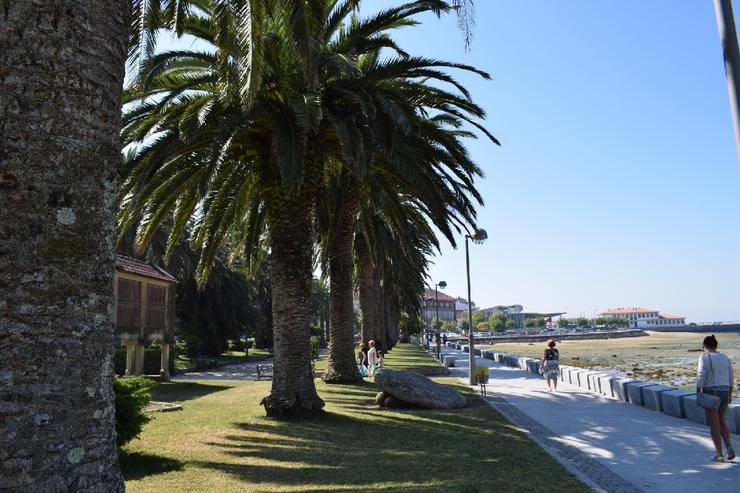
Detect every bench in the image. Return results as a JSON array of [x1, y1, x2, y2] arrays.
[[256, 364, 273, 380]]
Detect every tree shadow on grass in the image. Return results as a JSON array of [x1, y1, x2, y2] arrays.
[[119, 450, 183, 481], [189, 384, 564, 492], [149, 381, 233, 402]]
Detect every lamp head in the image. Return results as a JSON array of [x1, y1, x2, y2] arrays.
[[470, 228, 488, 244], [438, 281, 447, 289]]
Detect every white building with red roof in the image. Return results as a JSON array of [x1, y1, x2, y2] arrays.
[[421, 288, 458, 323], [600, 307, 685, 328]]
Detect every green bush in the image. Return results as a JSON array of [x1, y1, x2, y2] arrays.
[[113, 347, 175, 376], [310, 336, 320, 360], [114, 376, 155, 447]]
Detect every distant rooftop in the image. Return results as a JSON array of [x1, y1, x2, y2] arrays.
[[116, 255, 177, 283], [602, 307, 657, 314], [421, 288, 456, 302]]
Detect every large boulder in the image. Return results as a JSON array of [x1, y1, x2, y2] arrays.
[[374, 369, 466, 409]]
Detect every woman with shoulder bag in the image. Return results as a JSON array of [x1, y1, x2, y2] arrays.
[[696, 335, 735, 462]]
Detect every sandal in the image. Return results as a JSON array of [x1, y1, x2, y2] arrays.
[[728, 449, 736, 461]]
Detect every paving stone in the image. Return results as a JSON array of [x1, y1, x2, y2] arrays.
[[661, 390, 694, 418], [642, 385, 677, 412]]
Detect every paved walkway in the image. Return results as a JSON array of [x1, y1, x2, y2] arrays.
[[172, 358, 272, 381], [437, 345, 739, 493]]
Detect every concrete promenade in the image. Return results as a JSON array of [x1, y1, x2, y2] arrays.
[[438, 345, 739, 493]]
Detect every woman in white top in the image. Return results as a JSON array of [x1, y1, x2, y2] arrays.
[[367, 340, 379, 376], [696, 335, 735, 462]]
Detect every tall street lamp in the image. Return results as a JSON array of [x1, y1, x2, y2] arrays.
[[435, 280, 447, 359], [466, 228, 487, 385]]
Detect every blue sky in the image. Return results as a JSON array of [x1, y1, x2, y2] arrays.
[[364, 1, 740, 322]]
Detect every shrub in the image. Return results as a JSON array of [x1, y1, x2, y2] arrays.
[[114, 376, 155, 447], [310, 336, 320, 360]]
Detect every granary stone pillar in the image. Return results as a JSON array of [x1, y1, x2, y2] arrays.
[[134, 343, 145, 375], [159, 343, 170, 381], [125, 340, 136, 376]]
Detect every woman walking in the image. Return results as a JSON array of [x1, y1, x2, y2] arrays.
[[696, 335, 735, 462], [540, 339, 560, 392], [357, 343, 368, 377], [367, 340, 379, 377]]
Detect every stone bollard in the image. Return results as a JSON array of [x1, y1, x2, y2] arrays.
[[725, 403, 740, 434], [683, 394, 707, 425], [587, 373, 608, 393], [612, 378, 638, 402], [625, 382, 659, 406], [598, 375, 619, 398], [661, 390, 694, 418], [642, 385, 677, 412]]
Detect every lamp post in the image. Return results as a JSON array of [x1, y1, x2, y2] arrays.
[[465, 228, 487, 385], [714, 0, 740, 161], [434, 280, 447, 359]]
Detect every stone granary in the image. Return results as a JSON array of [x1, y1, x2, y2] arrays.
[[114, 255, 177, 379]]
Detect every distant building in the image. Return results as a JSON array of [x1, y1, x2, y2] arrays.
[[478, 304, 565, 330], [601, 307, 685, 328], [454, 297, 476, 319], [420, 289, 457, 323], [114, 255, 177, 378]]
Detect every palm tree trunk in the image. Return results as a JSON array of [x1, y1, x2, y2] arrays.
[[0, 2, 127, 490], [324, 190, 361, 383], [356, 234, 379, 346], [261, 192, 324, 417]]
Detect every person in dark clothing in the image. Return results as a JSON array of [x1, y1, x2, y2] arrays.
[[540, 339, 560, 392]]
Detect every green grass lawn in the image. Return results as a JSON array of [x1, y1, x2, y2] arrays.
[[175, 348, 273, 372], [121, 344, 589, 492]]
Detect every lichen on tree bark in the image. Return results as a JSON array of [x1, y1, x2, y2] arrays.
[[0, 1, 128, 490]]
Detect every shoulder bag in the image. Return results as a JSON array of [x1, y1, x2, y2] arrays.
[[698, 353, 722, 410]]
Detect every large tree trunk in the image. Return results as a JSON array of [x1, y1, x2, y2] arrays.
[[323, 189, 361, 383], [261, 192, 324, 417], [0, 2, 128, 490], [356, 234, 379, 346]]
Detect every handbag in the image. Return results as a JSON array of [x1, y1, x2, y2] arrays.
[[359, 365, 367, 377], [698, 354, 722, 410]]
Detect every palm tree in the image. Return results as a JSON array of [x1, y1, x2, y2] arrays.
[[0, 1, 128, 489], [317, 3, 497, 379], [122, 0, 461, 414]]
